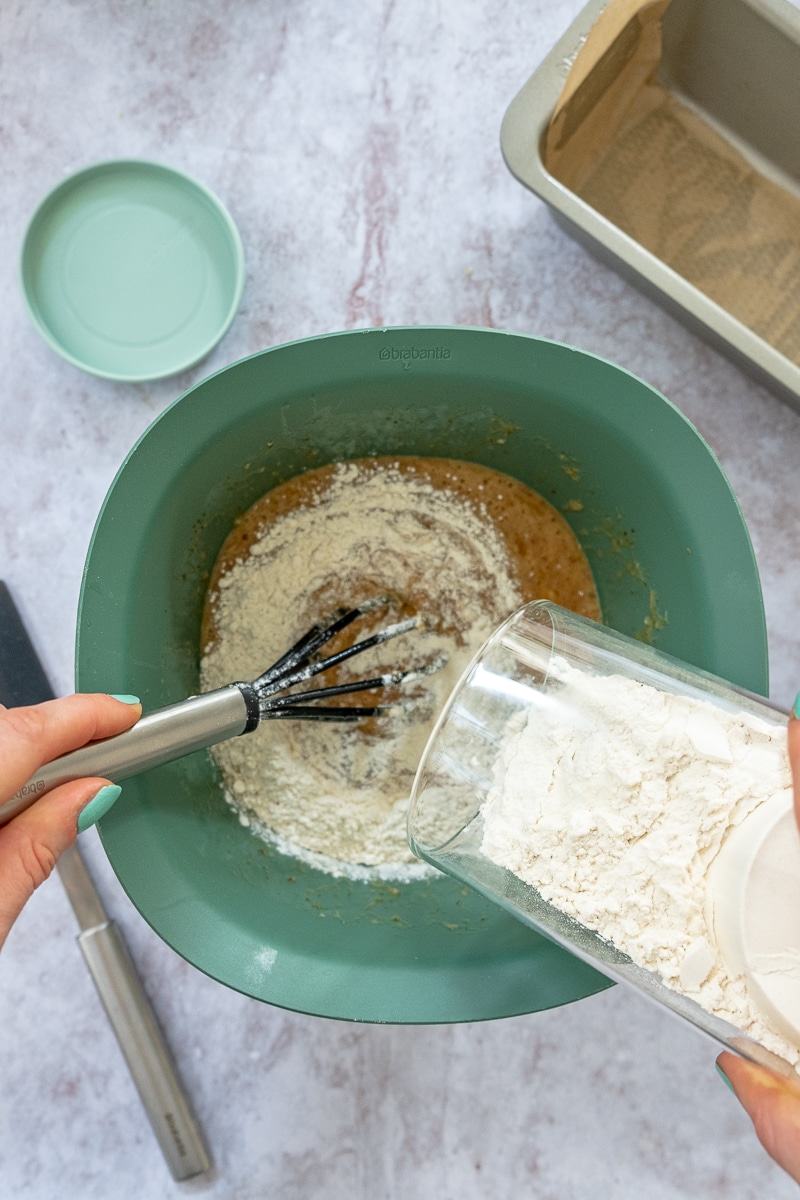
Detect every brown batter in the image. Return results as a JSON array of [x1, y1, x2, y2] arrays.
[[203, 456, 600, 653], [200, 457, 601, 870]]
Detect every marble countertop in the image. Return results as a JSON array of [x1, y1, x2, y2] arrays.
[[2, 2, 800, 1196]]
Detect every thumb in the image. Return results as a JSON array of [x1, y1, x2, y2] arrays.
[[0, 777, 121, 951], [718, 1051, 800, 1183]]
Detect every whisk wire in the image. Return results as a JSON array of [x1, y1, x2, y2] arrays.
[[265, 705, 387, 721], [260, 669, 416, 713], [249, 601, 435, 722], [255, 617, 420, 701], [252, 603, 364, 690]]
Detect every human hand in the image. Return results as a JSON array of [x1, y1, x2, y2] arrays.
[[0, 694, 141, 951], [716, 707, 800, 1182]]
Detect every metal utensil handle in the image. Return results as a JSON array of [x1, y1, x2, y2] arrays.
[[78, 918, 211, 1180], [57, 843, 210, 1178], [1, 683, 258, 826]]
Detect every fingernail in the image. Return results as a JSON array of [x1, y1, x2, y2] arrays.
[[715, 1063, 734, 1093], [77, 784, 122, 833], [109, 694, 140, 705], [793, 692, 800, 719]]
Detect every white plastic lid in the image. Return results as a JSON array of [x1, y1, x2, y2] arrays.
[[708, 788, 800, 1045]]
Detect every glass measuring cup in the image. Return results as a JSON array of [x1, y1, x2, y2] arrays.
[[408, 601, 798, 1073]]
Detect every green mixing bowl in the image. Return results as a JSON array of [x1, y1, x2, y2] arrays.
[[76, 327, 767, 1023]]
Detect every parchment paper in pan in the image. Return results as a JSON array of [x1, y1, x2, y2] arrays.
[[543, 0, 800, 367]]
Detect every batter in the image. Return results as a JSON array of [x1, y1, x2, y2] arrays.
[[200, 456, 600, 875]]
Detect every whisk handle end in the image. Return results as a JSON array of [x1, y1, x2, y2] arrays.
[[237, 681, 261, 733]]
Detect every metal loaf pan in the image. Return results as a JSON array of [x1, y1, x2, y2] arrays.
[[501, 0, 800, 412]]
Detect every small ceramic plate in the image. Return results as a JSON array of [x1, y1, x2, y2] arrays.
[[20, 160, 245, 381]]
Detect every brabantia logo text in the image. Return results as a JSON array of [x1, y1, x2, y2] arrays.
[[379, 346, 452, 361], [14, 779, 45, 800]]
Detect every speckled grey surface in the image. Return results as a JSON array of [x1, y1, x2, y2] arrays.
[[2, 2, 800, 1196]]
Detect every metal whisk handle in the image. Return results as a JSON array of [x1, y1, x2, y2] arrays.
[[1, 683, 260, 826]]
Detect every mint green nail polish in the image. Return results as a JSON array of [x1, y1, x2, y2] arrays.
[[793, 692, 800, 720], [109, 694, 140, 705], [77, 784, 122, 833], [715, 1063, 734, 1093]]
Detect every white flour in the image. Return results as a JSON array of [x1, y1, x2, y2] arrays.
[[201, 460, 523, 877], [481, 663, 797, 1061]]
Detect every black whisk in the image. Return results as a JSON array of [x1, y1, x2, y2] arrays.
[[255, 597, 437, 721], [2, 599, 442, 824]]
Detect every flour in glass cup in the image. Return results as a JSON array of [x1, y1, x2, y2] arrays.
[[481, 661, 798, 1063], [200, 457, 600, 879]]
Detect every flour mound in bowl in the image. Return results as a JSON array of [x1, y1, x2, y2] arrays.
[[200, 457, 600, 877]]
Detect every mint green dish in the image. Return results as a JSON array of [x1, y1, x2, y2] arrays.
[[76, 327, 767, 1023], [20, 160, 244, 381]]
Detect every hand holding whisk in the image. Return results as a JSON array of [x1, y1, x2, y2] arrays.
[[0, 599, 442, 826]]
